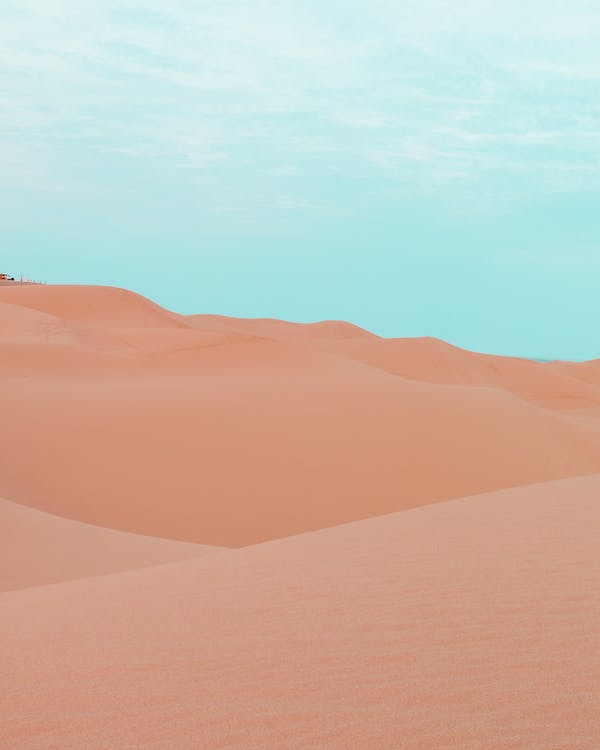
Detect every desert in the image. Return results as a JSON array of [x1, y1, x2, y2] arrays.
[[3, 283, 600, 747], [4, 1, 600, 745]]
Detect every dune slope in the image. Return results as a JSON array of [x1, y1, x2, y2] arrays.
[[189, 315, 600, 408], [3, 474, 600, 749], [4, 340, 600, 545], [0, 496, 217, 592], [3, 285, 600, 545], [0, 284, 184, 328]]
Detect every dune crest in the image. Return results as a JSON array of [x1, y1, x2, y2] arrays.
[[0, 284, 184, 328]]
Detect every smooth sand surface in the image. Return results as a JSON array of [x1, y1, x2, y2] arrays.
[[0, 284, 184, 327], [0, 496, 216, 592], [3, 285, 600, 545], [3, 475, 600, 749], [2, 284, 600, 747]]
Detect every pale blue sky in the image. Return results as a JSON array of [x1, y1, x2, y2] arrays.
[[2, 1, 600, 358]]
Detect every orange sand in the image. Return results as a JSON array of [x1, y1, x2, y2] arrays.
[[2, 284, 600, 747], [2, 285, 600, 546], [3, 476, 600, 748], [0, 496, 216, 592]]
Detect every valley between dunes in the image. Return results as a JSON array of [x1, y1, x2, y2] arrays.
[[2, 284, 600, 748]]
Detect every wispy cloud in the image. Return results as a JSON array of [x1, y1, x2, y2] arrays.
[[2, 0, 600, 212]]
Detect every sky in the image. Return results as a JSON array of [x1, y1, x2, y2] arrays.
[[1, 0, 600, 358]]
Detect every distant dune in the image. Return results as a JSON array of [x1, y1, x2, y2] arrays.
[[2, 284, 600, 747], [2, 285, 600, 546]]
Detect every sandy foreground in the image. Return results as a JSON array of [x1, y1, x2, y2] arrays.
[[2, 284, 600, 747]]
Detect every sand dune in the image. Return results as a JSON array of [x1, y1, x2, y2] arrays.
[[3, 475, 600, 749], [2, 285, 600, 546], [0, 284, 184, 328], [0, 496, 215, 592], [551, 358, 600, 388], [187, 313, 375, 340], [3, 335, 600, 546], [307, 337, 600, 408], [0, 299, 65, 333], [190, 315, 600, 408], [3, 284, 600, 747]]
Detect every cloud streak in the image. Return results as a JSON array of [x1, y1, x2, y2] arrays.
[[1, 0, 600, 211]]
